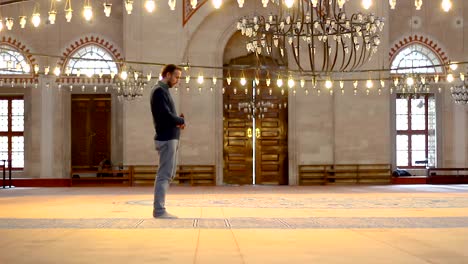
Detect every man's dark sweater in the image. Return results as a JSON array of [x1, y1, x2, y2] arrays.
[[150, 81, 185, 141]]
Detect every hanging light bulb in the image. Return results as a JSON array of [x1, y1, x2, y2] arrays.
[[240, 77, 247, 86], [288, 77, 295, 88], [31, 12, 41, 27], [168, 0, 176, 10], [23, 63, 31, 73], [145, 0, 156, 12], [362, 0, 372, 10], [147, 72, 152, 81], [337, 0, 346, 8], [414, 0, 422, 10], [227, 76, 232, 85], [5, 18, 14, 30], [48, 11, 57, 24], [441, 0, 452, 12], [366, 79, 373, 89], [133, 71, 139, 80], [447, 73, 454, 83], [125, 0, 134, 14], [191, 0, 198, 9], [449, 62, 458, 71], [110, 71, 116, 79], [83, 5, 93, 21], [65, 0, 73, 22], [460, 73, 465, 82], [185, 75, 190, 83], [53, 66, 61, 76], [262, 0, 268, 7], [0, 20, 4, 32], [406, 76, 414, 86], [212, 76, 217, 85], [380, 80, 385, 88], [266, 78, 271, 87], [103, 2, 112, 17], [300, 79, 305, 88], [339, 80, 344, 89], [237, 0, 244, 8], [197, 74, 204, 84], [353, 80, 358, 88], [120, 70, 128, 80], [44, 66, 50, 75], [19, 16, 27, 28], [212, 0, 222, 9], [277, 77, 283, 87], [434, 75, 439, 83], [389, 0, 396, 9], [285, 0, 294, 8], [33, 64, 40, 74], [98, 70, 104, 78], [325, 79, 333, 89]]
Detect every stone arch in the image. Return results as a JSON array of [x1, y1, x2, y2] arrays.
[[389, 34, 449, 71], [0, 36, 37, 83], [57, 35, 122, 84]]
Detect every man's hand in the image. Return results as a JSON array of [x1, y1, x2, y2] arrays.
[[178, 113, 185, 129]]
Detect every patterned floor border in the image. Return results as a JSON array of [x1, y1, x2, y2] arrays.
[[0, 217, 467, 229]]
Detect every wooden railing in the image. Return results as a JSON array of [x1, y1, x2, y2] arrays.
[[299, 164, 392, 185]]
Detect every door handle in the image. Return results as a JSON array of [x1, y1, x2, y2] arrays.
[[247, 128, 252, 138], [255, 128, 260, 138]]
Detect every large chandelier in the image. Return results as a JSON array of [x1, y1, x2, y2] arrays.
[[391, 74, 430, 96], [451, 82, 468, 105], [237, 0, 384, 72], [115, 67, 146, 101]]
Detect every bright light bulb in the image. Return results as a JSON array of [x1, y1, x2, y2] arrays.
[[277, 78, 283, 87], [191, 0, 198, 9], [389, 0, 396, 9], [65, 9, 73, 22], [83, 6, 93, 21], [147, 73, 152, 81], [110, 71, 116, 79], [460, 73, 465, 82], [197, 75, 204, 84], [120, 70, 128, 80], [262, 0, 268, 7], [240, 77, 247, 86], [406, 77, 414, 86], [125, 0, 134, 14], [48, 11, 57, 24], [325, 80, 333, 89], [441, 0, 452, 12], [168, 0, 176, 10], [44, 66, 50, 75], [145, 0, 156, 12], [19, 16, 27, 28], [266, 78, 271, 86], [31, 13, 41, 27], [288, 77, 295, 88], [300, 79, 305, 88], [33, 64, 39, 74], [366, 79, 373, 89], [447, 73, 454, 83], [237, 0, 244, 8], [414, 0, 422, 10], [212, 0, 222, 9], [449, 63, 458, 71], [23, 63, 31, 73], [212, 76, 217, 85], [0, 20, 3, 32], [5, 18, 14, 30], [103, 3, 112, 17], [285, 0, 294, 8], [54, 66, 61, 76], [362, 0, 372, 10]]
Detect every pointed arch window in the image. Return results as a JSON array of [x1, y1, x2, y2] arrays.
[[0, 44, 31, 74], [65, 44, 118, 76], [391, 43, 444, 74]]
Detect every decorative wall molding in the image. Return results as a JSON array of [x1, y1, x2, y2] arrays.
[[183, 0, 208, 26]]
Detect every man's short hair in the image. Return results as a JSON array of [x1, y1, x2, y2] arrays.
[[161, 64, 182, 78]]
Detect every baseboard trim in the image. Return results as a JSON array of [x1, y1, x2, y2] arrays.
[[0, 178, 71, 187]]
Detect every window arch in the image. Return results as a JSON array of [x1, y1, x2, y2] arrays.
[[65, 44, 118, 76], [390, 43, 444, 74], [0, 44, 31, 74]]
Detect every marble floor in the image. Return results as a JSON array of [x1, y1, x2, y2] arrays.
[[0, 184, 467, 263]]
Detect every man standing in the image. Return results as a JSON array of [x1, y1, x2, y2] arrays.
[[150, 64, 185, 218]]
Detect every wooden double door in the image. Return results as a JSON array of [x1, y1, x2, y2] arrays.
[[223, 68, 288, 185], [71, 94, 111, 169]]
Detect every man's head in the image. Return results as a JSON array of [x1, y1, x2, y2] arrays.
[[161, 64, 182, 88]]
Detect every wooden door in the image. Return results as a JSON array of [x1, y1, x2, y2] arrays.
[[223, 57, 288, 185], [223, 73, 253, 185], [255, 79, 289, 185], [71, 94, 111, 169]]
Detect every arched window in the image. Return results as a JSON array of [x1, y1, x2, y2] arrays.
[[390, 43, 444, 74], [0, 44, 31, 74], [65, 44, 118, 76]]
